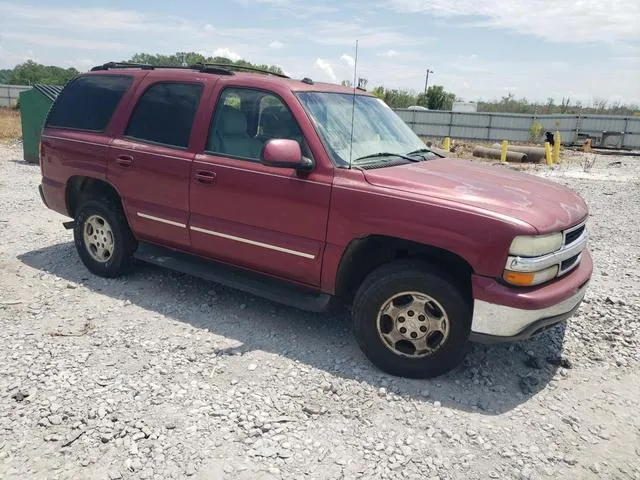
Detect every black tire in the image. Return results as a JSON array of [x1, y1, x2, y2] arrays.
[[352, 259, 471, 378], [73, 196, 137, 278]]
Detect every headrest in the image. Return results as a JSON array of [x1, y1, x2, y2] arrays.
[[261, 107, 294, 137], [220, 108, 248, 135]]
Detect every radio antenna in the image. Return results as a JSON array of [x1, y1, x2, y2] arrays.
[[348, 39, 359, 169]]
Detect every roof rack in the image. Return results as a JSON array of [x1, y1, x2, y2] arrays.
[[192, 63, 289, 78], [90, 61, 289, 78], [91, 62, 166, 71], [90, 62, 234, 76]]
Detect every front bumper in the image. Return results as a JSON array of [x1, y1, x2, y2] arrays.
[[470, 249, 592, 343]]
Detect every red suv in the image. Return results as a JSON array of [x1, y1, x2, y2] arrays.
[[39, 62, 592, 378]]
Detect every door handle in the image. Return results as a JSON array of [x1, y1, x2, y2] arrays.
[[195, 171, 216, 184], [115, 155, 134, 167]]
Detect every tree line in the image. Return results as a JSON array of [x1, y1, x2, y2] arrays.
[[0, 61, 78, 86], [1, 53, 637, 115], [360, 85, 638, 115], [476, 93, 638, 116], [0, 52, 283, 87]]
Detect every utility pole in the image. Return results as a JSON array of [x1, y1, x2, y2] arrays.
[[424, 68, 434, 94]]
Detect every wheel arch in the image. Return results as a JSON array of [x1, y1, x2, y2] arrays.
[[65, 176, 125, 219], [334, 235, 474, 302]]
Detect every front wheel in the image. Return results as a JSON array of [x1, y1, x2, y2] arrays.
[[352, 260, 471, 378]]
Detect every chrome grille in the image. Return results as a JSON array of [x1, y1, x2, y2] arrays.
[[558, 221, 587, 276], [565, 225, 585, 246], [506, 220, 587, 279], [560, 254, 580, 272]]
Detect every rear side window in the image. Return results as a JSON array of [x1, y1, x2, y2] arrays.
[[125, 82, 203, 149], [46, 75, 132, 132]]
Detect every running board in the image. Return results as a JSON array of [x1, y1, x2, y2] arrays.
[[133, 242, 333, 313]]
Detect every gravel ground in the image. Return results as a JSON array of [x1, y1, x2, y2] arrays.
[[1, 144, 639, 480]]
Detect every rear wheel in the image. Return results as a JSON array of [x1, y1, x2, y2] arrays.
[[352, 260, 471, 378], [73, 197, 137, 278]]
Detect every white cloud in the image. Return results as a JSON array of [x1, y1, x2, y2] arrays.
[[378, 49, 398, 57], [0, 46, 39, 67], [307, 20, 433, 47], [1, 1, 637, 104], [314, 58, 337, 81], [340, 54, 355, 67], [213, 48, 242, 61], [385, 0, 640, 43], [1, 32, 129, 51], [0, 3, 157, 31], [235, 0, 339, 18]]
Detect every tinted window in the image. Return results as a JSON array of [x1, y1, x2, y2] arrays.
[[207, 88, 304, 161], [126, 82, 203, 149], [46, 75, 132, 131]]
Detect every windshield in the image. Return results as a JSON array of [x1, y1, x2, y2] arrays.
[[296, 92, 427, 167]]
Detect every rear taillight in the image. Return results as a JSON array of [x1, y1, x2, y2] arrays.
[[39, 140, 44, 175]]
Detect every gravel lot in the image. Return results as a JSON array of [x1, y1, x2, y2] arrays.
[[1, 143, 639, 480]]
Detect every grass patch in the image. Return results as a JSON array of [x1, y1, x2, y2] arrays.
[[0, 108, 21, 143]]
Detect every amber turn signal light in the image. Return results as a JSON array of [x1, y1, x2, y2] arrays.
[[503, 265, 559, 287]]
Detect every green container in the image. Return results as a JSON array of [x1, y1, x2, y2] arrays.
[[19, 84, 62, 164]]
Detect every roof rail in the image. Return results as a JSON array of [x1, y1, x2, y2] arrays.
[[90, 62, 235, 76], [91, 62, 156, 71], [193, 63, 289, 78]]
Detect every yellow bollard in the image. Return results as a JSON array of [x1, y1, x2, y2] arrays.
[[443, 137, 451, 152], [544, 142, 553, 165], [500, 140, 508, 163], [553, 131, 561, 163]]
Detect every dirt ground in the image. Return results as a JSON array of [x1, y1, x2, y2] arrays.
[[0, 109, 21, 143], [1, 143, 639, 480]]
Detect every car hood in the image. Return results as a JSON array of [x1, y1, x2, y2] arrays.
[[363, 159, 588, 233]]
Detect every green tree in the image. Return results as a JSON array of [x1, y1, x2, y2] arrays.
[[372, 86, 385, 100], [369, 85, 456, 109], [424, 85, 455, 110], [0, 69, 11, 84], [9, 60, 78, 85], [415, 92, 429, 108], [125, 52, 285, 76]]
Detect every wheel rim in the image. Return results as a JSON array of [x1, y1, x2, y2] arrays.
[[376, 291, 450, 358], [82, 215, 114, 263]]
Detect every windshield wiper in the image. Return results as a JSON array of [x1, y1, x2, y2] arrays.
[[407, 148, 431, 156], [354, 152, 419, 163]]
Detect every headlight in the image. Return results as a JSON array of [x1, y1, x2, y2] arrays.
[[503, 265, 559, 287], [509, 233, 563, 257]]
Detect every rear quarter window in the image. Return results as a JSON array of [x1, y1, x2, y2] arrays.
[[45, 75, 133, 132]]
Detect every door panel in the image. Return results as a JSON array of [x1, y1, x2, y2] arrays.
[[190, 155, 331, 286], [109, 139, 193, 248], [107, 77, 208, 250]]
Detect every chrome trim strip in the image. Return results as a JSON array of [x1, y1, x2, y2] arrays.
[[137, 212, 186, 228], [189, 226, 315, 259], [506, 228, 588, 273], [41, 134, 109, 148], [471, 282, 588, 337]]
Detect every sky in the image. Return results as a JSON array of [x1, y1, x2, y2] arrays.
[[0, 0, 639, 105]]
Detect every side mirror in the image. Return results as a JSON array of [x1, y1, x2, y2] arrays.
[[261, 139, 313, 172]]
